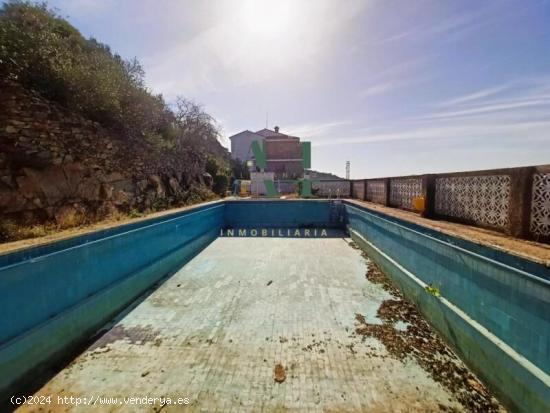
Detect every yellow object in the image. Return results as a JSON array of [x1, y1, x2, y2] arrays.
[[412, 196, 426, 212], [239, 180, 251, 196]]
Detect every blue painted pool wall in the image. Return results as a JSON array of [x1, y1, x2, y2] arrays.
[[1, 198, 548, 412], [224, 200, 342, 229], [344, 201, 550, 413], [0, 202, 224, 398]]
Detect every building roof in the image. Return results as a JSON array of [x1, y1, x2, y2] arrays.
[[228, 128, 299, 141], [255, 128, 299, 140], [228, 130, 261, 140], [255, 128, 287, 138]]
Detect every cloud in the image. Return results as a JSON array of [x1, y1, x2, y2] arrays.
[[412, 76, 550, 122], [359, 82, 397, 97], [283, 120, 352, 138], [415, 96, 550, 121], [313, 76, 550, 148], [356, 57, 430, 99], [438, 84, 514, 107], [312, 119, 550, 147], [377, 7, 489, 45]]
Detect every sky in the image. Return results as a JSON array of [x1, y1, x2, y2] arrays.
[[46, 0, 550, 178]]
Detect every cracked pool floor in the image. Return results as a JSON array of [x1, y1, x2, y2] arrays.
[[19, 237, 476, 412]]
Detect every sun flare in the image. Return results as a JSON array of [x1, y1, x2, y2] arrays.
[[240, 0, 293, 38]]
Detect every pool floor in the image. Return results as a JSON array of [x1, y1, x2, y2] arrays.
[[19, 237, 489, 412]]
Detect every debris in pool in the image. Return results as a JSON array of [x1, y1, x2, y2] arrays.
[[377, 299, 418, 324], [356, 258, 504, 412], [266, 280, 273, 286], [274, 363, 286, 383], [88, 325, 162, 350], [356, 324, 369, 335], [141, 371, 150, 377]]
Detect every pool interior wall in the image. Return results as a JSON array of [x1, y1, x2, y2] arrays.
[[0, 199, 548, 412]]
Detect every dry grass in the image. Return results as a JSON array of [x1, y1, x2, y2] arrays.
[[0, 220, 58, 243], [0, 190, 219, 245]]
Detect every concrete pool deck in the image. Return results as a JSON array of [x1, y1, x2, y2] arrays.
[[18, 237, 502, 412]]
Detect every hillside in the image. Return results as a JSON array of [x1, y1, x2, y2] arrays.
[[308, 170, 344, 180], [0, 2, 230, 241]]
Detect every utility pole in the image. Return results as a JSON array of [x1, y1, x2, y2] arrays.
[[345, 161, 350, 180]]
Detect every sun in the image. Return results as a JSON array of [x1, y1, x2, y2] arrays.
[[239, 0, 293, 38]]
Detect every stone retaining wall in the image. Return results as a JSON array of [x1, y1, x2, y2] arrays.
[[0, 80, 217, 230]]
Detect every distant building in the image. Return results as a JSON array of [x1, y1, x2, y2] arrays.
[[229, 126, 304, 180]]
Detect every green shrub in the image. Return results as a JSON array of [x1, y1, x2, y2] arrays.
[[0, 1, 203, 148], [212, 174, 229, 196]]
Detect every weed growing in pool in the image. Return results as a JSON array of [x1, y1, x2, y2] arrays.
[[425, 284, 441, 297]]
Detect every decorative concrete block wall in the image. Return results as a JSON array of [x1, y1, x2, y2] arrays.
[[435, 175, 511, 230], [344, 165, 550, 243], [366, 180, 387, 204], [389, 178, 422, 210], [312, 180, 350, 197], [352, 180, 365, 200], [530, 173, 550, 238]]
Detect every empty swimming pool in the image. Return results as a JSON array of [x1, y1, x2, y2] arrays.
[[1, 200, 548, 412]]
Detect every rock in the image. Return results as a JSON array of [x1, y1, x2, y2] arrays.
[[112, 189, 132, 206], [5, 125, 18, 133], [9, 119, 25, 127], [21, 128, 37, 138], [0, 176, 14, 189], [36, 150, 52, 161], [19, 166, 71, 202], [99, 184, 114, 200], [31, 197, 43, 208], [274, 363, 286, 383], [148, 175, 165, 197], [168, 177, 181, 195], [105, 172, 125, 183], [0, 188, 27, 212], [136, 179, 148, 192], [76, 177, 102, 201]]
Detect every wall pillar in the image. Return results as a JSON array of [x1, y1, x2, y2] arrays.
[[384, 178, 391, 206], [422, 174, 436, 218], [508, 167, 533, 238]]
